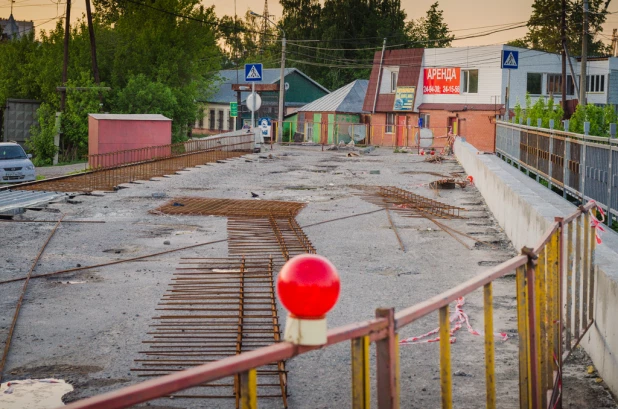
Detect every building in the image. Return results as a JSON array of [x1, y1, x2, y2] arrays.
[[194, 68, 329, 135], [363, 45, 602, 152], [0, 14, 34, 40], [288, 79, 368, 144]]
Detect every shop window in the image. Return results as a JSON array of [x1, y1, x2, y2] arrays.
[[420, 113, 430, 128], [527, 73, 542, 95], [386, 113, 395, 133], [462, 70, 478, 93]]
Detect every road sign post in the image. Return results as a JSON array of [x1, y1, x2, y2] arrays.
[[501, 50, 519, 121], [245, 63, 263, 131]]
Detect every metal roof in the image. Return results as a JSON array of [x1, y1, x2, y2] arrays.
[[297, 80, 368, 114], [205, 68, 330, 104], [88, 114, 171, 121], [0, 190, 65, 215]]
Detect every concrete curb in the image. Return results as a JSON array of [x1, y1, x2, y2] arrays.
[[454, 138, 618, 398]]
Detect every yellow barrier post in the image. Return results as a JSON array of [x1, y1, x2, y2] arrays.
[[240, 369, 258, 409], [439, 305, 453, 409], [588, 210, 596, 323], [351, 336, 370, 409], [535, 248, 547, 407], [574, 215, 582, 340], [515, 265, 530, 409], [582, 212, 590, 325], [565, 221, 574, 352], [376, 308, 399, 409], [484, 282, 496, 409]]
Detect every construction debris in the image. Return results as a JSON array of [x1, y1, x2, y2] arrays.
[[151, 197, 306, 218], [428, 178, 469, 190]]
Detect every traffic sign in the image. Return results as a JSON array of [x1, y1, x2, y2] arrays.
[[501, 50, 519, 69], [245, 63, 263, 82], [258, 117, 271, 138], [230, 102, 238, 117], [246, 93, 262, 112]]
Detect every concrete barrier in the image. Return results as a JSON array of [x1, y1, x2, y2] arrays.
[[454, 138, 618, 397]]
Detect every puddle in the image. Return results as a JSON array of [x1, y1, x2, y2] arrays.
[[0, 379, 73, 408]]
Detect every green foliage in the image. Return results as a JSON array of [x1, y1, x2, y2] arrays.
[[515, 95, 564, 130], [277, 0, 451, 90], [569, 104, 617, 137], [510, 0, 610, 56], [2, 0, 222, 164]]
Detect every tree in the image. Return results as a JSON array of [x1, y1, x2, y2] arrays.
[[509, 0, 610, 56], [407, 2, 453, 48]]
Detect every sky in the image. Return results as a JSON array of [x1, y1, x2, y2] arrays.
[[3, 0, 618, 47]]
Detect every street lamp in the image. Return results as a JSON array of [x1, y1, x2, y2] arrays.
[[250, 11, 286, 144]]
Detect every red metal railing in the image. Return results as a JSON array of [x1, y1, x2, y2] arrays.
[[62, 202, 599, 409]]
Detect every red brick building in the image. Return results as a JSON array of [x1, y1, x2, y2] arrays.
[[362, 45, 580, 152]]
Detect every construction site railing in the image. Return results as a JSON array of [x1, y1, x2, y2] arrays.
[[88, 133, 254, 171], [496, 120, 617, 226], [62, 202, 599, 409], [270, 120, 453, 150]]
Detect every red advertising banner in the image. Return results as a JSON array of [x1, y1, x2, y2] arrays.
[[423, 67, 461, 94]]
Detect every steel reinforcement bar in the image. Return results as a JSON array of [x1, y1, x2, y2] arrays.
[[8, 134, 254, 193], [63, 202, 599, 409]]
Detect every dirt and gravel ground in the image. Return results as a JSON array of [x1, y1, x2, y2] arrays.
[[0, 146, 615, 408]]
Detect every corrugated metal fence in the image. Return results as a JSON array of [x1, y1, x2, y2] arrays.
[[496, 120, 618, 225]]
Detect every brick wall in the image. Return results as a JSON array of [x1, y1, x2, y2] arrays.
[[420, 109, 496, 152]]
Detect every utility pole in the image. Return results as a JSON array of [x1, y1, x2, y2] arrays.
[[85, 0, 100, 86], [579, 0, 589, 107], [60, 0, 71, 112], [277, 32, 286, 144], [561, 0, 567, 118]]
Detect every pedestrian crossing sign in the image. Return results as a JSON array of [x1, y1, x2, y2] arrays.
[[501, 50, 519, 69], [245, 64, 263, 82]]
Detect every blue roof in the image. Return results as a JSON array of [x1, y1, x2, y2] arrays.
[[297, 80, 368, 114], [204, 68, 329, 104]]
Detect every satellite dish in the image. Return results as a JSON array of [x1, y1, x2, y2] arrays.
[[285, 82, 290, 91], [415, 128, 434, 148], [246, 93, 262, 112], [347, 124, 367, 142]]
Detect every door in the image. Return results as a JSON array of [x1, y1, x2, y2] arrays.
[[313, 113, 321, 143], [396, 115, 407, 147], [448, 117, 458, 136]]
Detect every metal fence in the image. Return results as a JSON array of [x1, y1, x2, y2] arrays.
[[496, 120, 617, 225], [62, 203, 599, 409], [11, 133, 254, 192]]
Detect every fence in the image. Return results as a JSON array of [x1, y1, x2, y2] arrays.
[[63, 202, 599, 409], [271, 120, 452, 150], [11, 133, 254, 192], [496, 120, 617, 225]]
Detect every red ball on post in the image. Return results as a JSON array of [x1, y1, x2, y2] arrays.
[[277, 254, 340, 345]]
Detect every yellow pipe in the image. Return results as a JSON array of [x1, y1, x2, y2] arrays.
[[484, 282, 496, 409], [240, 369, 257, 409], [439, 306, 453, 409]]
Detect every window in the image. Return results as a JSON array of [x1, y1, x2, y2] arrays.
[[527, 73, 542, 94], [198, 115, 204, 129], [218, 110, 224, 130], [546, 74, 562, 95], [567, 75, 575, 96], [462, 70, 478, 93], [209, 109, 215, 130], [390, 71, 398, 93], [420, 113, 430, 128], [386, 113, 395, 133], [586, 75, 605, 92], [307, 120, 314, 137]]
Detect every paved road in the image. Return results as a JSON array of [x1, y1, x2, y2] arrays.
[[36, 163, 88, 179]]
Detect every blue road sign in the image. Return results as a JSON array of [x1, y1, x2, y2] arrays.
[[245, 64, 263, 82], [501, 50, 519, 69]]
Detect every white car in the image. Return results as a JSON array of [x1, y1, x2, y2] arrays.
[[0, 143, 36, 183]]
